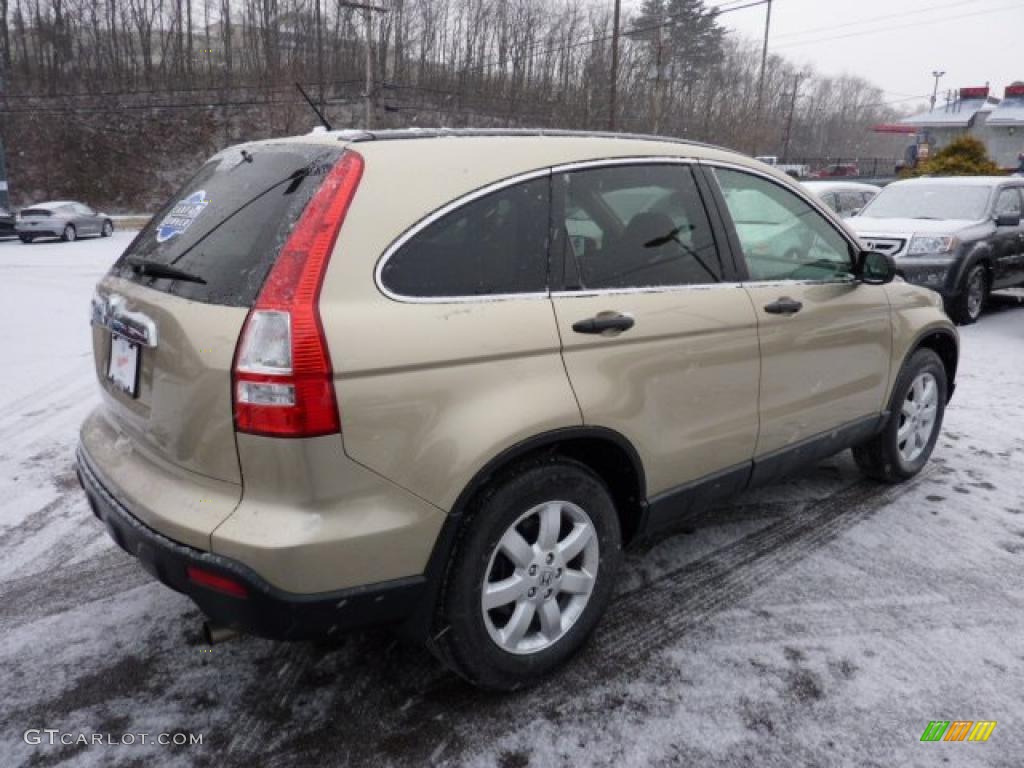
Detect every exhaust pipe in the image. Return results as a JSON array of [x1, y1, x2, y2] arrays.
[[203, 621, 239, 645]]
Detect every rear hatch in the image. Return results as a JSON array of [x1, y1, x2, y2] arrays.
[[87, 140, 345, 544]]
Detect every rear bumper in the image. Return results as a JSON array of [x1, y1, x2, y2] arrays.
[[76, 445, 426, 640], [15, 224, 60, 237]]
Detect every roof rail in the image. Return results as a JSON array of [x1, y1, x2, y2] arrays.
[[323, 126, 728, 153]]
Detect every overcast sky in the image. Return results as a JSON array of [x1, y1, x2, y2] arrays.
[[662, 0, 1023, 114]]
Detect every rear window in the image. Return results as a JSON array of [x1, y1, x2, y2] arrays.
[[111, 143, 344, 307]]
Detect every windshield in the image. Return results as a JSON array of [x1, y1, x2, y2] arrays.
[[860, 184, 991, 221]]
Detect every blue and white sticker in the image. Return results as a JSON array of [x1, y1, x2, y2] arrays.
[[156, 190, 210, 243]]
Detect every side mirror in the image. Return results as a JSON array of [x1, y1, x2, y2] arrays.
[[849, 208, 862, 217], [995, 213, 1021, 227], [856, 250, 896, 285]]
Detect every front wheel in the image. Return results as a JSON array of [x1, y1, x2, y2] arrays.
[[101, 220, 113, 237], [433, 459, 621, 690], [61, 224, 77, 242], [946, 263, 987, 325], [853, 348, 947, 483], [19, 235, 33, 244]]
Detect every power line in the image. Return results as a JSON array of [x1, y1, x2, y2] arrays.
[[5, 0, 768, 109], [474, 0, 771, 73], [1, 79, 364, 103], [0, 96, 361, 115], [772, 2, 1022, 50], [769, 0, 993, 40]]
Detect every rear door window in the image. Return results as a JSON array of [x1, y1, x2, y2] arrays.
[[556, 164, 724, 290], [110, 143, 344, 307], [379, 177, 550, 298]]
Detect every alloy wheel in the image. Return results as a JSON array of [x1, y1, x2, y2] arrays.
[[481, 500, 599, 655], [898, 371, 939, 463], [966, 267, 985, 320]]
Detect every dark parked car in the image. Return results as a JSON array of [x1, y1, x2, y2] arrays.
[[849, 176, 1024, 324], [0, 205, 15, 237], [815, 163, 860, 179], [16, 201, 114, 243]]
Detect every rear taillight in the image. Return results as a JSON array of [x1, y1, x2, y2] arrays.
[[233, 150, 364, 437]]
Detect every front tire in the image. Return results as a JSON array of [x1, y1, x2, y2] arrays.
[[853, 348, 947, 483], [61, 224, 77, 242], [434, 458, 621, 690], [946, 263, 987, 325], [19, 235, 33, 244], [101, 220, 114, 237]]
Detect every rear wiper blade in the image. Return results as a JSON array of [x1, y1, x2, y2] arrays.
[[126, 256, 207, 284]]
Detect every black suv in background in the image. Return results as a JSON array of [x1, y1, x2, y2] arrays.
[[849, 176, 1024, 324]]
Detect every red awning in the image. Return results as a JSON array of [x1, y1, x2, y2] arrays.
[[872, 124, 919, 134]]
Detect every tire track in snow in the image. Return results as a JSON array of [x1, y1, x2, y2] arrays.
[[0, 547, 146, 632], [591, 476, 926, 663], [0, 371, 95, 447], [236, 469, 932, 768]]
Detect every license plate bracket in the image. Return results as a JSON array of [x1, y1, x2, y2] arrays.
[[107, 334, 140, 398]]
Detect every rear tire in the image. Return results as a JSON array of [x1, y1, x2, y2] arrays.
[[946, 263, 987, 325], [19, 235, 33, 244], [101, 220, 113, 237], [433, 458, 621, 691], [853, 348, 947, 483], [61, 224, 77, 243]]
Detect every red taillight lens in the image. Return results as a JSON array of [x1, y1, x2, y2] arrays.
[[187, 566, 249, 598], [233, 151, 364, 437]]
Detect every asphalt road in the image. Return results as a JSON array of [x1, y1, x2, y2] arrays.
[[1, 235, 1022, 767]]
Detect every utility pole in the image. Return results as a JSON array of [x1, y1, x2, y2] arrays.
[[608, 0, 621, 131], [782, 71, 805, 162], [930, 69, 946, 111], [651, 27, 668, 135], [753, 0, 773, 152], [0, 77, 8, 211], [315, 0, 324, 110], [339, 1, 389, 129]]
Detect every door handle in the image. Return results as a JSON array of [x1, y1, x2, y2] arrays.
[[572, 313, 635, 335], [763, 297, 804, 315]]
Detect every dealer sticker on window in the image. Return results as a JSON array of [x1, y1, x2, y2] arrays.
[[156, 190, 210, 243]]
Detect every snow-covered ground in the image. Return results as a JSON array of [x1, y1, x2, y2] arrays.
[[1, 233, 1023, 767]]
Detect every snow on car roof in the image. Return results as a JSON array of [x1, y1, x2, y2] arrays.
[[802, 181, 880, 193], [25, 201, 78, 210], [891, 176, 1010, 187]]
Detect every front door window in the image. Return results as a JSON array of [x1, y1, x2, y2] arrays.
[[713, 168, 855, 282]]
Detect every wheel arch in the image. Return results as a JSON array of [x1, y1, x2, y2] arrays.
[[405, 427, 648, 642], [953, 243, 994, 291], [450, 426, 647, 543], [908, 327, 958, 402]]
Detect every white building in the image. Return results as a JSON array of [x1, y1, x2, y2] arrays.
[[884, 85, 1024, 170]]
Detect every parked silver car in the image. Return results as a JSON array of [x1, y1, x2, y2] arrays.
[[802, 181, 880, 218], [16, 201, 114, 243]]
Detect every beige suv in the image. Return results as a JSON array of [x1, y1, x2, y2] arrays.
[[77, 130, 957, 690]]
